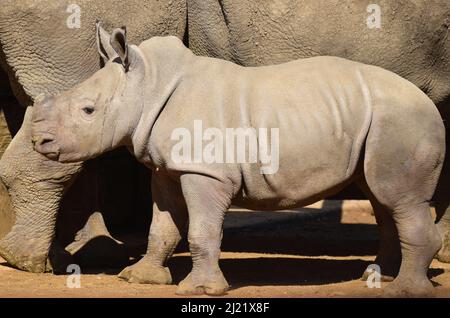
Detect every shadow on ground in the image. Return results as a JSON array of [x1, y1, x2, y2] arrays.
[[182, 207, 379, 257], [78, 207, 379, 267], [72, 207, 381, 274], [165, 256, 444, 287], [167, 256, 372, 286]]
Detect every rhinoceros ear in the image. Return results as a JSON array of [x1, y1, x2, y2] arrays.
[[96, 21, 116, 66], [110, 27, 130, 71]]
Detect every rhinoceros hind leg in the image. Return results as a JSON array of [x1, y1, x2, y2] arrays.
[[382, 204, 441, 298], [362, 112, 443, 297], [176, 271, 229, 296]]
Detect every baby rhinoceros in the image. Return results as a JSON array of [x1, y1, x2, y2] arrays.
[[32, 24, 445, 297]]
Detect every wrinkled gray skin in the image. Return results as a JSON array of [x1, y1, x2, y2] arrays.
[[0, 107, 81, 272], [32, 31, 445, 297], [188, 0, 450, 263], [0, 0, 186, 272]]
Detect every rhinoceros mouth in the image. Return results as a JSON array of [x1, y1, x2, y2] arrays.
[[42, 150, 60, 160], [37, 146, 60, 160]]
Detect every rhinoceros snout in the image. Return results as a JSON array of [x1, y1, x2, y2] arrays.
[[32, 135, 60, 160]]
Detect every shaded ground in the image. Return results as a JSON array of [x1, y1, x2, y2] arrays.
[[0, 200, 449, 298]]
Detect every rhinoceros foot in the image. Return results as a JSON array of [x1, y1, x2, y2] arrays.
[[118, 256, 172, 285], [0, 234, 49, 273], [0, 227, 75, 273], [176, 271, 229, 296], [382, 277, 436, 298]]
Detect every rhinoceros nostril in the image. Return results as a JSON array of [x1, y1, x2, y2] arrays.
[[40, 138, 54, 146], [32, 137, 54, 147]]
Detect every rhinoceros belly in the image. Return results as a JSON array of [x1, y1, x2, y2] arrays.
[[232, 65, 372, 210]]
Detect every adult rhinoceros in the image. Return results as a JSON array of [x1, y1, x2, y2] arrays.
[[0, 0, 186, 272]]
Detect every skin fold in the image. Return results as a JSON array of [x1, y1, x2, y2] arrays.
[[31, 30, 445, 297]]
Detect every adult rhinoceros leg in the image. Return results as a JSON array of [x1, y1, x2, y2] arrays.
[[0, 107, 14, 238], [0, 107, 82, 272], [434, 197, 450, 262], [433, 122, 450, 263], [0, 64, 18, 238]]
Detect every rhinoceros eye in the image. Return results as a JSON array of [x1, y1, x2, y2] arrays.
[[83, 106, 95, 115]]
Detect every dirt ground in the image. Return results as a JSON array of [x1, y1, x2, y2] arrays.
[[1, 200, 450, 298]]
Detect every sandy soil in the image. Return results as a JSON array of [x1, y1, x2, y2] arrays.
[[1, 200, 449, 298]]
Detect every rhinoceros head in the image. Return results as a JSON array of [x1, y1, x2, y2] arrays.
[[32, 23, 145, 163]]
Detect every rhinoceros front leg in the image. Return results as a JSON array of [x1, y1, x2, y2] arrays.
[[118, 169, 188, 284], [0, 107, 82, 272], [176, 173, 232, 296]]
